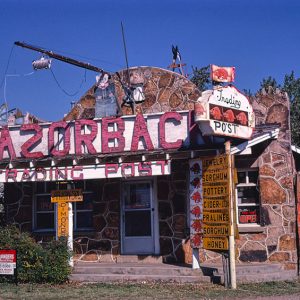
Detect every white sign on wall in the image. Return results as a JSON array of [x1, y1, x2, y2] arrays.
[[195, 86, 255, 140], [1, 160, 171, 183]]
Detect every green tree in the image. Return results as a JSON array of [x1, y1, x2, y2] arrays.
[[283, 72, 300, 147], [259, 76, 281, 92], [190, 65, 211, 92]]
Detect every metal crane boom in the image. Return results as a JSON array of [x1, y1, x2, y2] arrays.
[[14, 41, 104, 73]]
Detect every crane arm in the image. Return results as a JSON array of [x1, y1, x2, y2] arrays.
[[14, 41, 104, 74]]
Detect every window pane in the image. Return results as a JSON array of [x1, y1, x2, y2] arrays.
[[125, 183, 151, 209], [74, 181, 84, 190], [36, 195, 53, 211], [36, 182, 45, 194], [237, 186, 259, 204], [248, 171, 258, 184], [237, 172, 246, 184], [76, 193, 93, 210], [125, 210, 151, 236], [36, 213, 54, 229], [46, 182, 57, 193], [238, 206, 260, 224], [76, 212, 93, 228]]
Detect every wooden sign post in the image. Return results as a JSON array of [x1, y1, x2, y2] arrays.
[[51, 188, 83, 267], [225, 140, 237, 289]]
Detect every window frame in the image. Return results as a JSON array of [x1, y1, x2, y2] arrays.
[[33, 182, 56, 232], [33, 180, 95, 232], [235, 168, 261, 226]]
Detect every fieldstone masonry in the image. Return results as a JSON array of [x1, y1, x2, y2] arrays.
[[2, 87, 298, 269]]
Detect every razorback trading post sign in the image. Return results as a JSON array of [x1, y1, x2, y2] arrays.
[[0, 111, 189, 182], [195, 86, 255, 139]]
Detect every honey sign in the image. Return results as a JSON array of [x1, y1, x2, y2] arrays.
[[51, 189, 83, 203]]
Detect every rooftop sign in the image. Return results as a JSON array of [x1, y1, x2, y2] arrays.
[[195, 86, 255, 139], [0, 111, 189, 162]]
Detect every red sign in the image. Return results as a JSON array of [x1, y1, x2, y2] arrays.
[[0, 250, 16, 275], [0, 111, 188, 162], [211, 64, 235, 83], [0, 250, 16, 263], [195, 86, 255, 140]]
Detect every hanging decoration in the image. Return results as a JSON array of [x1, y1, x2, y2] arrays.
[[32, 55, 52, 70]]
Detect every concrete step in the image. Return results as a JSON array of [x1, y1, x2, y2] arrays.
[[71, 263, 213, 283], [235, 270, 298, 283], [201, 263, 297, 284], [69, 273, 211, 283], [72, 263, 202, 276], [203, 263, 283, 276], [74, 255, 163, 264]]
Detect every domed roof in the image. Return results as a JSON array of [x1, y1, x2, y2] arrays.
[[63, 66, 201, 121]]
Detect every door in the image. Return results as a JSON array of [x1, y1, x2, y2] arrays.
[[121, 180, 155, 254]]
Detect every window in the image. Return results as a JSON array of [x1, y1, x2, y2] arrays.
[[34, 181, 95, 231], [34, 182, 56, 231], [236, 169, 260, 225]]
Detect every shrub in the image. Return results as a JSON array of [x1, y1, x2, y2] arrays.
[[0, 225, 71, 283]]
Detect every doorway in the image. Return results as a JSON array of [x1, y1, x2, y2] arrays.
[[121, 180, 158, 254]]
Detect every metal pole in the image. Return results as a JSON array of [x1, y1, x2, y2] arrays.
[[14, 41, 104, 74], [225, 140, 237, 289]]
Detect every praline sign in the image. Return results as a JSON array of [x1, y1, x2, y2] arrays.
[[195, 86, 255, 139]]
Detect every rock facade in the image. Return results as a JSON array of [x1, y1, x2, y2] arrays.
[[64, 67, 200, 121]]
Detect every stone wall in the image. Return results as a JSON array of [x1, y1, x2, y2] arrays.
[[246, 89, 296, 269], [157, 160, 189, 263], [64, 67, 200, 121], [72, 179, 121, 262]]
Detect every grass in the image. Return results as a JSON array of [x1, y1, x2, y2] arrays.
[[0, 280, 300, 299]]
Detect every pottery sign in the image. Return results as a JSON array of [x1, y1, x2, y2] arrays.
[[195, 86, 255, 139]]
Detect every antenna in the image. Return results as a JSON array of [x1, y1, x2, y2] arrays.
[[121, 22, 130, 84], [120, 22, 135, 114]]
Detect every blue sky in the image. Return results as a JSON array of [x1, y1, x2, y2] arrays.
[[0, 0, 299, 121]]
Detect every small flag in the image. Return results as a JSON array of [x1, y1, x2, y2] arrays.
[[211, 64, 235, 83]]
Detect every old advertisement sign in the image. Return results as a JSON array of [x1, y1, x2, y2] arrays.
[[202, 155, 231, 251], [57, 202, 69, 237], [51, 189, 83, 203], [189, 159, 203, 248], [203, 237, 228, 250], [195, 86, 255, 139]]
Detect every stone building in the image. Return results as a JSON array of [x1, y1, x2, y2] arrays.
[[1, 67, 298, 275]]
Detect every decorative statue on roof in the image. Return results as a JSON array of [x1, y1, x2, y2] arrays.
[[94, 72, 118, 118]]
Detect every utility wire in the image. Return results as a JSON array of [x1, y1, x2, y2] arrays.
[[0, 45, 15, 89], [50, 68, 86, 97], [3, 71, 35, 120]]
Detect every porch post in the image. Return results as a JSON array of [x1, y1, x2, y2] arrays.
[[68, 202, 74, 267], [192, 248, 200, 269]]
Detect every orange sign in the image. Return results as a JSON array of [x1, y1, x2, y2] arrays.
[[57, 202, 69, 237], [51, 189, 83, 203]]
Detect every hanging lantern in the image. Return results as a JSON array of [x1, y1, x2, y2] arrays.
[[32, 55, 52, 70]]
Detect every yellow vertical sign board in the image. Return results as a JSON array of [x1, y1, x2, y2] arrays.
[[57, 202, 69, 237]]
